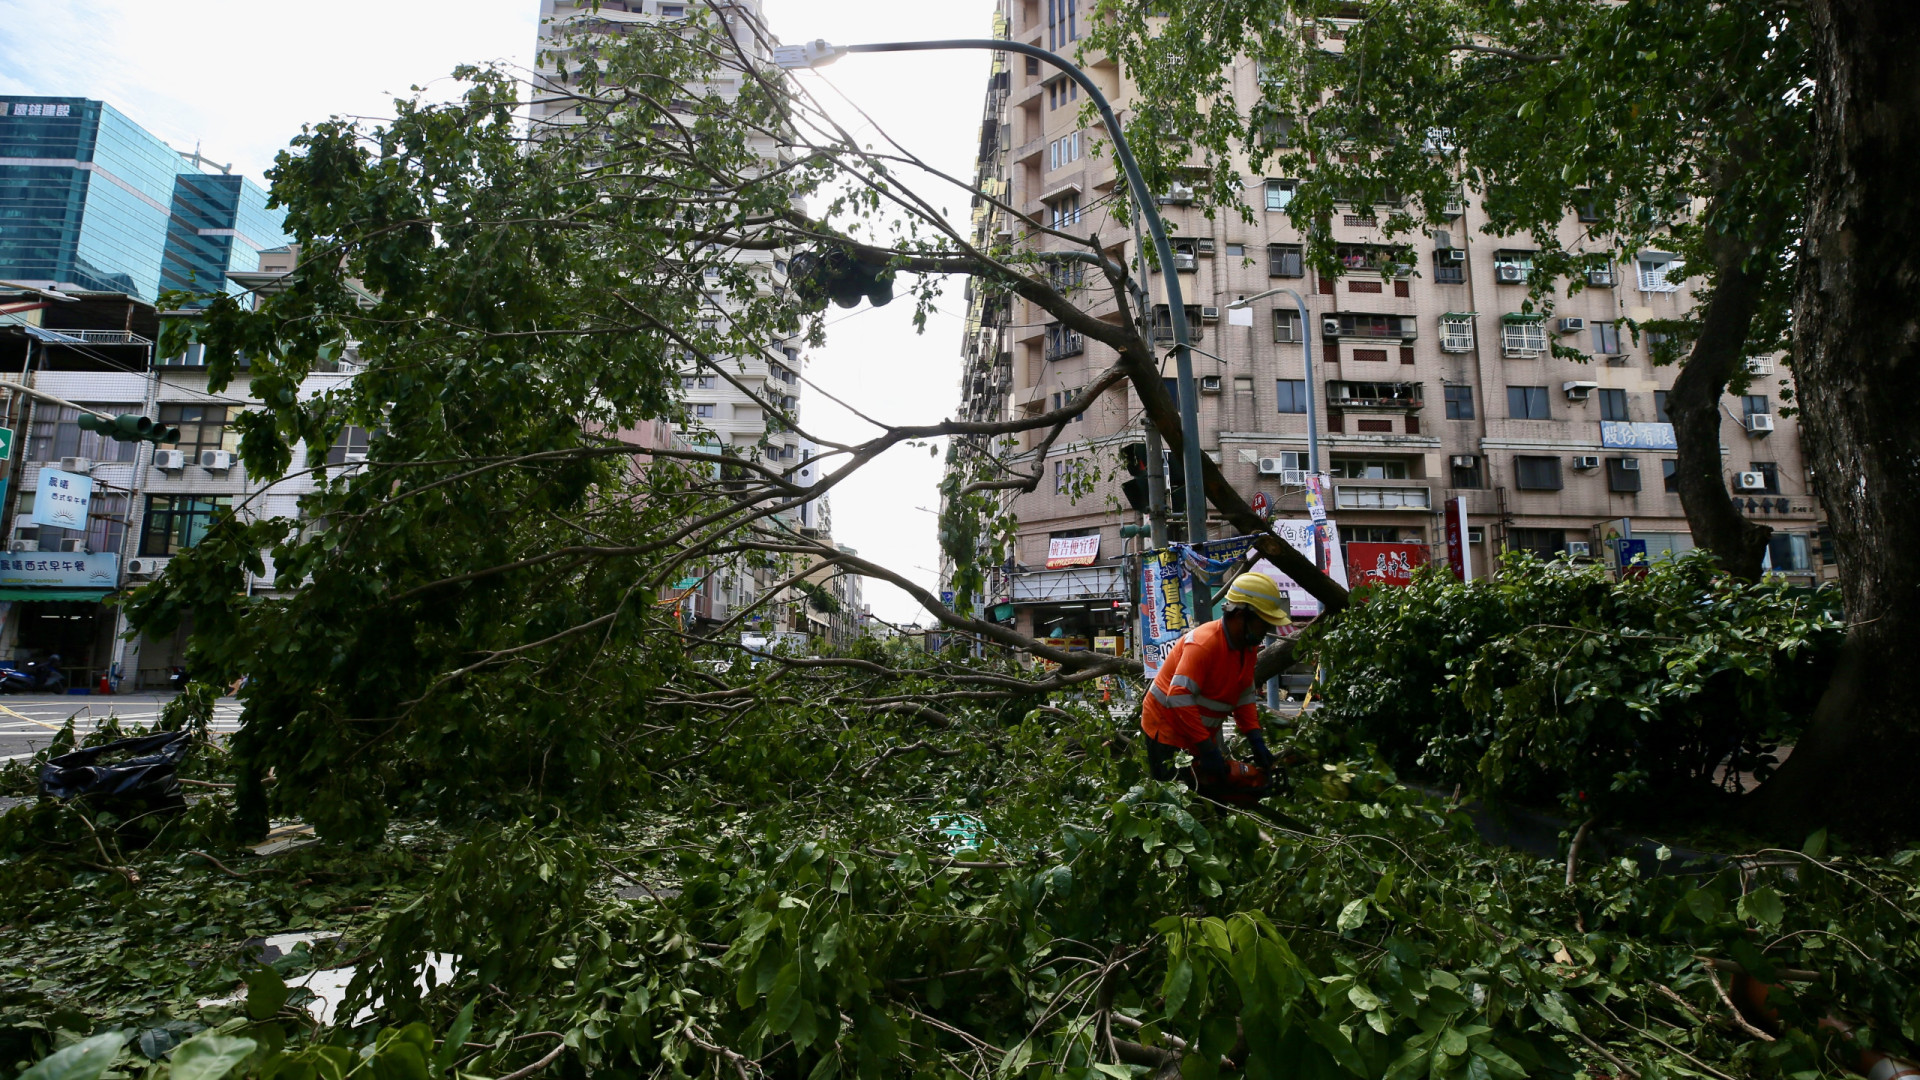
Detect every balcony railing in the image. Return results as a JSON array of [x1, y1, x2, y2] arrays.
[[1325, 315, 1417, 341], [1335, 485, 1432, 511], [1008, 564, 1127, 604], [1045, 324, 1085, 361], [1328, 381, 1423, 409]]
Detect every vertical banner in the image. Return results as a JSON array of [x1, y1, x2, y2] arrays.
[[1444, 496, 1473, 582], [1255, 519, 1349, 618], [1138, 548, 1191, 679]]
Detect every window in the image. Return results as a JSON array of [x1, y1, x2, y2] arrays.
[[157, 404, 238, 459], [1500, 319, 1547, 357], [1493, 251, 1534, 281], [22, 490, 128, 554], [139, 495, 232, 556], [1233, 377, 1254, 396], [1439, 316, 1474, 352], [1267, 243, 1304, 277], [1507, 385, 1550, 420], [1273, 309, 1301, 343], [1048, 193, 1081, 229], [691, 403, 716, 418], [1607, 457, 1642, 493], [682, 374, 717, 390], [1451, 455, 1484, 489], [1654, 390, 1671, 424], [1575, 191, 1602, 223], [1264, 180, 1297, 212], [1026, 56, 1040, 76], [1150, 305, 1205, 342], [1663, 459, 1679, 492], [1334, 486, 1431, 510], [326, 426, 372, 466], [1443, 385, 1475, 420], [28, 403, 142, 464], [1047, 0, 1078, 49], [1767, 533, 1810, 572], [1275, 379, 1308, 413], [1225, 243, 1245, 257], [1508, 528, 1567, 558], [1749, 461, 1781, 494], [1046, 77, 1079, 110], [1589, 320, 1621, 355], [1638, 254, 1683, 292], [1599, 388, 1630, 421], [1050, 387, 1085, 421], [1052, 456, 1086, 495], [1514, 455, 1563, 490], [1742, 394, 1771, 418], [1345, 526, 1399, 543], [1329, 458, 1408, 480], [1048, 130, 1081, 170], [1045, 322, 1084, 359]]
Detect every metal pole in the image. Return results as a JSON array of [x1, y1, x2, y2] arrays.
[[839, 39, 1211, 618]]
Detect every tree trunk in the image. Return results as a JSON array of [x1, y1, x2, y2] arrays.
[[1749, 0, 1920, 841], [1666, 225, 1774, 581]]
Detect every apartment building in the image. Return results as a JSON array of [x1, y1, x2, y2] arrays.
[[947, 0, 1825, 648], [532, 0, 851, 644]]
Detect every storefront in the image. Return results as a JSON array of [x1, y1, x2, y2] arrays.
[[0, 551, 120, 688]]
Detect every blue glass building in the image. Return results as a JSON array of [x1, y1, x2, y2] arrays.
[[0, 96, 288, 303]]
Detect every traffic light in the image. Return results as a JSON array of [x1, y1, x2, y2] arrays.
[[77, 413, 179, 445], [1119, 442, 1150, 513], [788, 246, 895, 312]]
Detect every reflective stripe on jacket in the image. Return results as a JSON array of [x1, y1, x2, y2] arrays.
[[1140, 618, 1260, 750]]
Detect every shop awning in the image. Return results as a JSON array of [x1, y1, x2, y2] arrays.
[[0, 588, 111, 602], [1501, 312, 1545, 322]]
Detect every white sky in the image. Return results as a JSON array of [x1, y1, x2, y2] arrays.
[[0, 0, 994, 624]]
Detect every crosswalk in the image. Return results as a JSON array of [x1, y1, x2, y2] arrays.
[[0, 695, 242, 762]]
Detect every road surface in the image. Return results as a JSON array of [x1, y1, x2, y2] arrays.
[[0, 693, 242, 762]]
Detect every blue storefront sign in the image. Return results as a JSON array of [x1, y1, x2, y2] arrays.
[[0, 551, 117, 589], [30, 467, 92, 530], [1600, 421, 1678, 451]]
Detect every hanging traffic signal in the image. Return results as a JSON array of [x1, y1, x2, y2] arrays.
[[788, 246, 895, 313], [1119, 441, 1150, 513], [77, 413, 177, 445]]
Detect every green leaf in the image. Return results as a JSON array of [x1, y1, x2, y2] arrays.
[[1470, 1042, 1528, 1080], [244, 967, 290, 1021], [1738, 887, 1785, 927], [763, 961, 804, 1035], [1164, 958, 1195, 1016], [171, 1034, 259, 1080], [1685, 887, 1725, 924], [1803, 829, 1829, 859], [436, 1000, 477, 1073], [1336, 899, 1368, 932], [1532, 992, 1581, 1034], [19, 1033, 126, 1080]]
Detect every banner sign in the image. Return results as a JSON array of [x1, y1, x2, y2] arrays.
[[30, 467, 91, 530], [1600, 421, 1678, 450], [1138, 548, 1191, 679], [1348, 542, 1429, 588], [0, 551, 117, 589], [1259, 519, 1349, 618], [1044, 534, 1100, 569], [1444, 496, 1472, 582]]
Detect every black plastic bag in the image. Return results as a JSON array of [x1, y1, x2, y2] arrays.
[[39, 730, 191, 803]]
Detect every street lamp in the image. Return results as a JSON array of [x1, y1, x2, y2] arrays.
[[1228, 286, 1326, 571], [776, 37, 1215, 619]]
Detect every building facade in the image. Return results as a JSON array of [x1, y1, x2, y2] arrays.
[[946, 1, 1826, 647], [0, 97, 288, 304]]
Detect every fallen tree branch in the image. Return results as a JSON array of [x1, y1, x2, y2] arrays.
[[187, 850, 250, 879], [495, 1035, 569, 1080]]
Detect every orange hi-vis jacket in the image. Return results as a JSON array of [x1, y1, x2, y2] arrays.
[[1141, 619, 1262, 750]]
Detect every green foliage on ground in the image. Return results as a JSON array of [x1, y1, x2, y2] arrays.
[[5, 680, 1916, 1080], [1299, 553, 1843, 817]]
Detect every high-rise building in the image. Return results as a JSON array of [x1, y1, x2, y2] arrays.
[[946, 1, 1827, 648], [0, 97, 289, 303]]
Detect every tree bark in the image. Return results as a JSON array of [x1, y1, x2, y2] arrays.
[[1666, 224, 1774, 581], [1749, 0, 1920, 840]]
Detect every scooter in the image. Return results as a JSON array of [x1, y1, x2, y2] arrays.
[[0, 655, 66, 694]]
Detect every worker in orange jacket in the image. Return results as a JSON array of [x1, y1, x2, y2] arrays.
[[1141, 573, 1290, 796]]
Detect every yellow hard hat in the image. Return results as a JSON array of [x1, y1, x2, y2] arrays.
[[1224, 572, 1290, 626]]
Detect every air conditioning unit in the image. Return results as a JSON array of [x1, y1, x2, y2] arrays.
[[11, 538, 37, 552], [1620, 458, 1641, 471], [125, 556, 169, 578], [1282, 469, 1310, 486], [58, 456, 92, 474], [1557, 317, 1586, 333], [1587, 268, 1617, 287], [1563, 380, 1598, 401], [1466, 527, 1485, 544], [1172, 252, 1197, 271], [200, 449, 235, 471], [1158, 184, 1196, 205], [1322, 318, 1342, 337], [1200, 305, 1221, 322], [1567, 541, 1592, 557], [1444, 248, 1467, 263], [1450, 454, 1477, 468], [1433, 230, 1452, 249], [1572, 455, 1601, 470], [1200, 375, 1223, 393], [153, 449, 186, 471], [1745, 414, 1776, 434], [1735, 471, 1768, 491], [342, 452, 368, 464], [1257, 457, 1286, 476], [58, 538, 86, 553], [1196, 239, 1216, 255], [1494, 265, 1527, 283], [1745, 356, 1775, 376]]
